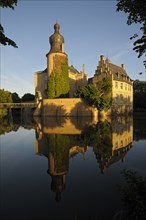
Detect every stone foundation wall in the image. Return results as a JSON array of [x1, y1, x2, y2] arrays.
[[34, 98, 98, 118]]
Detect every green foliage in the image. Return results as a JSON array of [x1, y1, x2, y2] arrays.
[[0, 109, 8, 118], [21, 93, 35, 102], [47, 57, 69, 98], [0, 118, 13, 134], [47, 72, 55, 98], [0, 0, 17, 9], [55, 71, 64, 97], [0, 0, 18, 48], [98, 95, 112, 111], [75, 120, 112, 156], [74, 83, 101, 106], [47, 134, 70, 173], [12, 92, 21, 103], [61, 59, 70, 97], [74, 77, 112, 111], [101, 76, 112, 94], [133, 80, 146, 109], [0, 89, 13, 103], [0, 89, 13, 118], [116, 0, 146, 64], [120, 169, 146, 219]]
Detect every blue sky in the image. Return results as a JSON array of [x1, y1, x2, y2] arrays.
[[1, 0, 145, 97]]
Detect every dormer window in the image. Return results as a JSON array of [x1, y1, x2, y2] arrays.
[[116, 72, 120, 78], [122, 73, 125, 79]]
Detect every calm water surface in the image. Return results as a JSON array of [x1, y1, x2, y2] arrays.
[[0, 113, 146, 220]]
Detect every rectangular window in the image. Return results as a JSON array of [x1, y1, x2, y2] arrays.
[[121, 83, 123, 89], [125, 84, 127, 90], [115, 82, 118, 88]]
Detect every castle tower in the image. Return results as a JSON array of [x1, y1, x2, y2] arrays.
[[46, 23, 67, 76], [46, 23, 69, 98]]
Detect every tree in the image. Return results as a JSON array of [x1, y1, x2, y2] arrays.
[[74, 83, 101, 106], [21, 93, 35, 102], [0, 89, 12, 103], [0, 89, 13, 118], [133, 80, 146, 110], [0, 0, 18, 48], [74, 77, 112, 111], [12, 92, 21, 103], [116, 0, 146, 66]]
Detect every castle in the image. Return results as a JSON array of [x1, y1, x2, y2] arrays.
[[34, 23, 133, 115], [34, 23, 88, 99], [89, 55, 133, 114]]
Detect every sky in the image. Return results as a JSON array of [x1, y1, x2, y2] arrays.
[[1, 0, 145, 97]]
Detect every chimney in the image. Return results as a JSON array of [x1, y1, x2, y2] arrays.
[[82, 64, 85, 73], [121, 64, 125, 70]]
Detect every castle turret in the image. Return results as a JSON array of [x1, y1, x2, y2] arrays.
[[46, 23, 67, 77], [49, 23, 65, 53]]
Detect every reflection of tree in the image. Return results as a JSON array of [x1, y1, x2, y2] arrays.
[[0, 116, 35, 135], [92, 121, 112, 173], [90, 119, 133, 173], [76, 120, 112, 150], [0, 118, 14, 135], [119, 169, 146, 219], [0, 117, 21, 135], [133, 113, 146, 141]]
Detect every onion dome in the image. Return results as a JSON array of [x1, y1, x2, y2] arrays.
[[49, 23, 64, 53]]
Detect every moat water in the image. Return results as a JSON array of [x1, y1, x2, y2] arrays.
[[0, 113, 146, 220]]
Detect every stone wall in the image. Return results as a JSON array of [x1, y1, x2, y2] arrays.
[[34, 71, 47, 99], [34, 98, 98, 118]]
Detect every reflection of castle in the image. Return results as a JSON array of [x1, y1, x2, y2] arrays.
[[35, 117, 133, 200], [35, 120, 88, 201], [93, 117, 133, 173]]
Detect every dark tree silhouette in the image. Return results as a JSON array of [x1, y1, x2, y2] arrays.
[[21, 93, 35, 102], [116, 0, 146, 67], [12, 92, 21, 103], [0, 0, 18, 48]]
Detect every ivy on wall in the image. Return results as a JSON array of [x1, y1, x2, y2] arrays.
[[47, 134, 70, 173], [47, 55, 69, 98], [47, 72, 55, 98]]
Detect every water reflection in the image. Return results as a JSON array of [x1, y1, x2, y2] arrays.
[[34, 116, 133, 201], [1, 114, 146, 219]]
